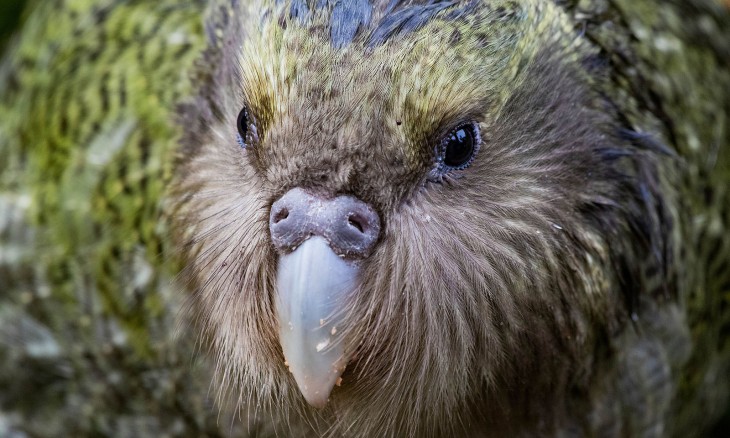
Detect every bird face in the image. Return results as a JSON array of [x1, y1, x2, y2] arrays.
[[174, 0, 637, 435]]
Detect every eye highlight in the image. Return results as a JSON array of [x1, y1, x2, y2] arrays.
[[236, 107, 248, 148], [437, 123, 480, 172]]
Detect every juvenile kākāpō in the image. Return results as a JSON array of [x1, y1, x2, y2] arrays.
[[173, 0, 730, 436], [0, 0, 728, 437]]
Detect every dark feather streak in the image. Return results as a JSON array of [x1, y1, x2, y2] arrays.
[[367, 1, 455, 46]]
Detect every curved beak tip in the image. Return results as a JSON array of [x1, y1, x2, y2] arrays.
[[283, 334, 348, 408], [292, 366, 345, 408]]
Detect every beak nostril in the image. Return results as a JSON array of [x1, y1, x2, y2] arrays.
[[273, 208, 289, 224], [271, 188, 380, 256], [347, 214, 365, 233]]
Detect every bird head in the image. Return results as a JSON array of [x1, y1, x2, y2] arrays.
[[173, 0, 661, 435]]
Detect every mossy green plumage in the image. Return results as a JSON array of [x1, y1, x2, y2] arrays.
[[0, 0, 728, 436], [0, 1, 238, 436]]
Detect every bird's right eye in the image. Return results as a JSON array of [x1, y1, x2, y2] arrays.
[[442, 124, 478, 169], [430, 122, 481, 178], [236, 107, 248, 148]]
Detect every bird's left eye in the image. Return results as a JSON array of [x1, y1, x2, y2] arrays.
[[439, 123, 480, 170], [236, 107, 248, 148]]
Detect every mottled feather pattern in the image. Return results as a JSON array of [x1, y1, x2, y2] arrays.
[[0, 1, 244, 436]]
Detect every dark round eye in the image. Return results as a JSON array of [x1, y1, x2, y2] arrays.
[[236, 107, 248, 146], [442, 123, 479, 169]]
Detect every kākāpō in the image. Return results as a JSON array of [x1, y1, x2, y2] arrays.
[[172, 0, 730, 436], [0, 0, 728, 437]]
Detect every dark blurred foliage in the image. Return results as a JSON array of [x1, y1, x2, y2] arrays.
[[0, 0, 27, 52]]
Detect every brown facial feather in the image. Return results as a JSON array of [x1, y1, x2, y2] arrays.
[[172, 1, 692, 436]]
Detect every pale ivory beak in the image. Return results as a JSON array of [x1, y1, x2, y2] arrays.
[[275, 236, 358, 408]]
